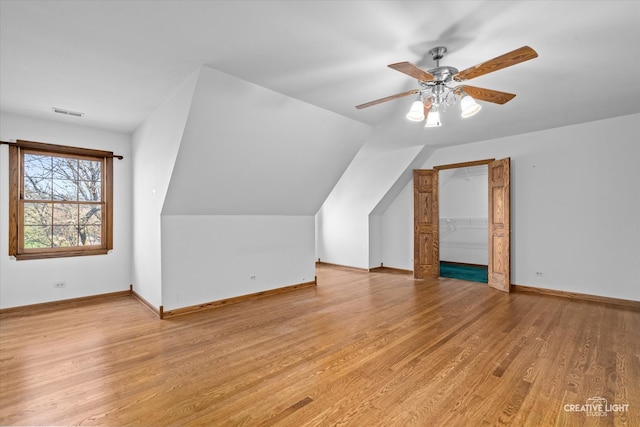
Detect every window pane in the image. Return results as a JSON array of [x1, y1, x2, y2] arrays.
[[53, 203, 78, 226], [78, 159, 102, 181], [77, 180, 102, 201], [23, 203, 52, 226], [24, 154, 52, 179], [52, 157, 78, 180], [80, 225, 102, 246], [24, 225, 52, 248], [77, 159, 102, 201], [53, 225, 79, 247], [24, 176, 52, 200], [79, 204, 101, 225], [52, 179, 78, 201]]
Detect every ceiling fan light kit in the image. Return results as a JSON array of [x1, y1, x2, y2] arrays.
[[460, 94, 482, 118], [406, 96, 426, 121], [356, 45, 538, 128], [424, 108, 441, 128]]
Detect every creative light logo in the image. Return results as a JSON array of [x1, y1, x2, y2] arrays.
[[564, 396, 629, 417]]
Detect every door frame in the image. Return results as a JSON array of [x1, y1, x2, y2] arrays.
[[414, 158, 511, 292]]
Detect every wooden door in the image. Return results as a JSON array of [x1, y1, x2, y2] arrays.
[[488, 158, 511, 292], [413, 170, 439, 279]]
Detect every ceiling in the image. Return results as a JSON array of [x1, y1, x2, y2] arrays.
[[1, 1, 639, 147]]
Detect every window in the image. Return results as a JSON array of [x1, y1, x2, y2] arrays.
[[8, 140, 115, 260]]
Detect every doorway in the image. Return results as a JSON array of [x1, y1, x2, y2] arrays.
[[438, 164, 488, 283], [413, 158, 511, 292]]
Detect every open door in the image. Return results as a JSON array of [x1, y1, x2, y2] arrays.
[[488, 158, 511, 292], [413, 169, 439, 279]]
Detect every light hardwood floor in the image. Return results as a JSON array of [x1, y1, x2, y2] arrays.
[[1, 265, 638, 426]]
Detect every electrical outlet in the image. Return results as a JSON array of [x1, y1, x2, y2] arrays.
[[250, 275, 256, 280], [535, 272, 544, 277], [53, 282, 66, 288]]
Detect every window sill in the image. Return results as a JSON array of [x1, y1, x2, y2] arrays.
[[13, 249, 110, 261]]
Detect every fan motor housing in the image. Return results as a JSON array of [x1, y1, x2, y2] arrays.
[[427, 66, 459, 83]]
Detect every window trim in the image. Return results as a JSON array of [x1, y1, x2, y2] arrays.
[[8, 140, 115, 260]]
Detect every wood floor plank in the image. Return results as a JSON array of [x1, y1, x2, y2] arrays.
[[1, 265, 638, 426]]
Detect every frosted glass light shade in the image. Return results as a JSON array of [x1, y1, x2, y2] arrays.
[[406, 100, 425, 121], [460, 95, 482, 118], [425, 110, 441, 127]]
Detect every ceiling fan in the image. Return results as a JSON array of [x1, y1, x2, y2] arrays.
[[356, 46, 538, 127]]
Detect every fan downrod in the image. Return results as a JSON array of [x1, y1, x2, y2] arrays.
[[426, 46, 458, 83]]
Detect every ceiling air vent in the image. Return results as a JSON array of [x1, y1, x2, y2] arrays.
[[52, 107, 84, 118]]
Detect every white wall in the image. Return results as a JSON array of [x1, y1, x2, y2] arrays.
[[381, 181, 413, 270], [131, 69, 199, 309], [0, 112, 131, 309], [369, 214, 382, 268], [316, 144, 426, 269], [161, 215, 315, 311], [381, 114, 640, 301], [439, 168, 488, 218]]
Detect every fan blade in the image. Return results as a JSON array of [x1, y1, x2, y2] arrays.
[[355, 89, 419, 109], [457, 85, 516, 104], [388, 62, 436, 82], [453, 46, 538, 82]]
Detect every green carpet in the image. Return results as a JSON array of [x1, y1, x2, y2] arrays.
[[440, 261, 488, 283]]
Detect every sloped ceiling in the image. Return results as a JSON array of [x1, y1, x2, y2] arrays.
[[1, 1, 639, 149], [161, 66, 371, 215]]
